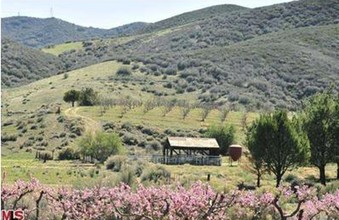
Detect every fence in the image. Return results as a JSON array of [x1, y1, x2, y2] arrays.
[[150, 155, 221, 166]]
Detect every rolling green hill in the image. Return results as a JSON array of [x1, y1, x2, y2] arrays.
[[1, 16, 148, 48], [2, 0, 339, 107], [56, 23, 339, 110], [1, 60, 254, 159]]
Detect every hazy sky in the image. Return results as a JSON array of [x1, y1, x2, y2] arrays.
[[2, 0, 293, 29]]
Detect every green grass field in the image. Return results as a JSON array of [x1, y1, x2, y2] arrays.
[[42, 41, 83, 56], [78, 106, 254, 142], [2, 151, 337, 192]]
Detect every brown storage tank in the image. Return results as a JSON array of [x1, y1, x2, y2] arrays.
[[229, 145, 242, 161]]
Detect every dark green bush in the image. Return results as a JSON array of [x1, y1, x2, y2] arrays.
[[58, 147, 80, 160], [164, 68, 177, 75], [1, 133, 17, 142], [122, 132, 139, 145], [132, 64, 139, 70], [122, 59, 131, 65], [204, 124, 235, 155], [146, 140, 162, 151], [79, 132, 124, 163], [121, 122, 133, 132], [105, 155, 127, 172], [78, 88, 98, 106], [141, 166, 171, 183], [37, 151, 53, 161], [116, 67, 132, 76]]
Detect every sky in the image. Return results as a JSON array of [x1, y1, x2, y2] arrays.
[[1, 0, 293, 29]]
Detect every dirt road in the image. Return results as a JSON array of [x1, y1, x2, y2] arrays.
[[64, 107, 101, 133]]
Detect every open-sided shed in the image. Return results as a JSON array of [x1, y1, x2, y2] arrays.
[[152, 137, 221, 166], [164, 137, 220, 156]]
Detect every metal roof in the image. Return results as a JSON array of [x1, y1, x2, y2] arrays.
[[167, 137, 219, 149]]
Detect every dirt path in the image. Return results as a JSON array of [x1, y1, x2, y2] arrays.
[[64, 107, 101, 133]]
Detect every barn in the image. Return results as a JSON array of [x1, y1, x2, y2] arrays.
[[152, 137, 221, 166]]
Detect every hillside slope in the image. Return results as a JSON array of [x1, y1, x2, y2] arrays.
[[134, 0, 339, 54], [59, 0, 339, 66], [1, 16, 148, 48], [141, 4, 247, 33], [2, 0, 338, 109], [58, 23, 339, 110], [1, 38, 65, 87]]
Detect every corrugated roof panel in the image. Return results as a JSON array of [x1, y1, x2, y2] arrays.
[[168, 137, 219, 149]]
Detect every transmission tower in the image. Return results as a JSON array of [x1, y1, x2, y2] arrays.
[[50, 7, 54, 17]]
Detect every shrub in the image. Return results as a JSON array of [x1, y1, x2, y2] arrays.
[[320, 181, 339, 194], [164, 68, 177, 76], [121, 122, 133, 132], [21, 140, 34, 148], [146, 140, 162, 151], [132, 64, 139, 70], [239, 96, 251, 105], [186, 86, 197, 92], [1, 133, 17, 142], [204, 124, 235, 155], [284, 174, 299, 183], [3, 120, 14, 126], [122, 132, 139, 145], [103, 122, 115, 130], [119, 167, 135, 186], [58, 147, 81, 160], [37, 151, 53, 161], [122, 60, 131, 65], [105, 155, 127, 172], [116, 67, 132, 76], [78, 132, 124, 163], [30, 125, 38, 130], [141, 127, 157, 136], [141, 166, 171, 183]]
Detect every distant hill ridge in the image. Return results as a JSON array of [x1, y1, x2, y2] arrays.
[[1, 16, 148, 48], [140, 4, 247, 33], [1, 4, 247, 48], [1, 0, 339, 110]]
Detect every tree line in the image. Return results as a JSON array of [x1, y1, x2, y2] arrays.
[[246, 89, 338, 187]]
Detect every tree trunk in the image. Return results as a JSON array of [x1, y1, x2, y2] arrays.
[[276, 174, 282, 188], [71, 101, 75, 107], [256, 171, 261, 188], [319, 165, 326, 185], [337, 162, 339, 180]]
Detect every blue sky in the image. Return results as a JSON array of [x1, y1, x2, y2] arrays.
[[2, 0, 292, 29]]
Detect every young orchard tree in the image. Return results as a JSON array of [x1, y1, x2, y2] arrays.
[[181, 102, 191, 120], [219, 106, 229, 123], [246, 110, 309, 187], [200, 106, 212, 122], [63, 90, 80, 107], [303, 90, 339, 184]]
